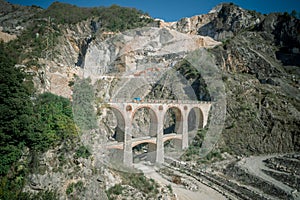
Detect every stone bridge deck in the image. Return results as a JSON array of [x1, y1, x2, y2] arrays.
[[106, 133, 182, 150], [107, 98, 211, 105]]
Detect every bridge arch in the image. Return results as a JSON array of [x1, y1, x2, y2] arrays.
[[163, 134, 183, 143], [163, 134, 183, 156], [132, 139, 156, 148], [132, 106, 158, 137], [105, 106, 126, 142], [163, 106, 183, 135], [132, 142, 157, 164], [188, 107, 204, 132]]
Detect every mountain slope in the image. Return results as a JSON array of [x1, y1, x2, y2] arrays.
[[164, 3, 299, 155], [0, 1, 299, 199]]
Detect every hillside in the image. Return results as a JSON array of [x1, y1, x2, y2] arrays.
[[168, 3, 300, 155], [0, 1, 299, 199]]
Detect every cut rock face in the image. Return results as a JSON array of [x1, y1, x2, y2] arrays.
[[83, 27, 221, 80]]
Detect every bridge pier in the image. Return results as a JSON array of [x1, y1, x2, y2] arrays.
[[123, 117, 133, 167], [156, 111, 164, 164], [147, 143, 156, 163], [182, 110, 189, 149]]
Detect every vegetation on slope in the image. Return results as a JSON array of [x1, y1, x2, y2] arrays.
[[0, 42, 34, 176], [72, 78, 98, 131], [4, 18, 60, 66], [174, 59, 211, 101], [40, 2, 154, 31], [0, 43, 77, 199], [106, 171, 159, 199], [0, 2, 156, 198], [3, 2, 154, 67]]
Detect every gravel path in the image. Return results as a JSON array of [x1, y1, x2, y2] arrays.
[[237, 155, 300, 199]]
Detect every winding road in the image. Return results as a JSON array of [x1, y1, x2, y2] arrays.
[[237, 155, 300, 199]]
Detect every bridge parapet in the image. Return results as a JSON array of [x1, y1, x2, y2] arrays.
[[107, 98, 211, 105]]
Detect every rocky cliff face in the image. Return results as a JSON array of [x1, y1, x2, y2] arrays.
[[83, 27, 220, 79], [2, 1, 299, 198], [165, 3, 263, 41], [86, 26, 220, 141], [173, 3, 300, 154], [11, 1, 298, 155]]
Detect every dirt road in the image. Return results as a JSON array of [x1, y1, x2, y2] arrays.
[[238, 155, 300, 199]]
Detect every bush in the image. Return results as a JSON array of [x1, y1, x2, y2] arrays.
[[0, 43, 79, 198], [66, 181, 84, 196], [72, 78, 98, 131], [106, 184, 124, 197], [29, 92, 78, 152], [181, 128, 207, 161], [0, 43, 34, 175], [167, 184, 173, 193], [96, 5, 154, 32], [19, 190, 59, 200], [120, 172, 159, 197], [5, 18, 60, 66], [75, 146, 91, 159], [106, 170, 159, 199]]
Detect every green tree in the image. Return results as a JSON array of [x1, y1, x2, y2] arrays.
[[29, 92, 78, 152], [72, 78, 98, 131], [0, 42, 34, 175], [290, 10, 300, 19], [291, 10, 297, 18]]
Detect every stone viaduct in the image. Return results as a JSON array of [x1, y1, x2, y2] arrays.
[[103, 99, 211, 166]]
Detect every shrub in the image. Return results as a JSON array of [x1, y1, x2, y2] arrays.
[[120, 172, 159, 197], [30, 92, 78, 152], [72, 78, 98, 131], [75, 146, 91, 159], [107, 184, 123, 196], [167, 184, 173, 193]]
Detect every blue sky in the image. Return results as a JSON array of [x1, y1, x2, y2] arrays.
[[7, 0, 300, 22]]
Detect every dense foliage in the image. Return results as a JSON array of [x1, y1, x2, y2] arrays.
[[30, 92, 78, 152], [5, 18, 60, 67], [72, 78, 98, 131], [95, 4, 154, 32], [0, 2, 155, 199], [40, 2, 92, 24], [40, 2, 154, 32], [0, 42, 34, 175], [0, 43, 77, 199], [74, 145, 91, 159]]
